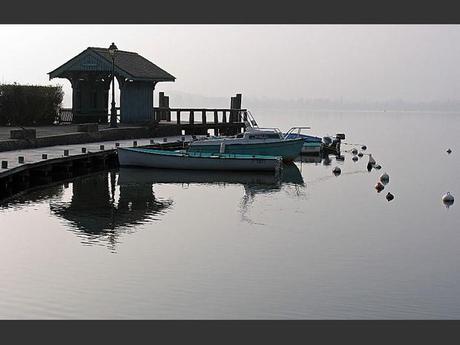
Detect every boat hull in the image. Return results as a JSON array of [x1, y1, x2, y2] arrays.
[[188, 138, 304, 162], [301, 142, 322, 154], [117, 148, 282, 172]]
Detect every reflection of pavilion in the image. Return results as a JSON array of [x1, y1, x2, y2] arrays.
[[50, 171, 172, 248]]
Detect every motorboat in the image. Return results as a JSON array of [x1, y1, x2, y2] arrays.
[[187, 127, 304, 162], [284, 127, 323, 154]]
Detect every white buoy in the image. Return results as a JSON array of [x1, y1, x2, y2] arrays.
[[358, 152, 363, 157], [351, 148, 358, 155], [380, 172, 390, 184], [361, 145, 367, 150], [442, 192, 454, 207], [352, 156, 358, 162], [332, 166, 341, 175], [368, 154, 376, 166]]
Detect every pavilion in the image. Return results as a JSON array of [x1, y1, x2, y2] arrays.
[[49, 46, 175, 124]]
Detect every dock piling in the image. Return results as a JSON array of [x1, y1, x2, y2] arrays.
[[18, 156, 25, 164], [42, 154, 48, 160], [1, 161, 8, 169], [133, 141, 137, 147], [64, 149, 69, 156], [100, 145, 105, 151], [81, 148, 87, 153]]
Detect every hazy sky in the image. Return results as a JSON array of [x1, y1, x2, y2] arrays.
[[1, 25, 460, 106]]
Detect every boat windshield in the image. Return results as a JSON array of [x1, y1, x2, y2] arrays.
[[247, 133, 282, 139]]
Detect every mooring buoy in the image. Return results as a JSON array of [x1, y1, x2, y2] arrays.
[[386, 192, 394, 201], [361, 145, 367, 150], [358, 152, 363, 157], [332, 166, 341, 176], [442, 192, 454, 207], [375, 182, 385, 193], [374, 164, 382, 170], [352, 156, 358, 162], [380, 172, 390, 184], [351, 148, 358, 155], [447, 149, 452, 154]]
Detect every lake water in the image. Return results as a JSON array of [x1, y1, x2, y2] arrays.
[[0, 110, 459, 319]]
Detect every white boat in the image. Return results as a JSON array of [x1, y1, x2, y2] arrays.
[[117, 148, 283, 172], [187, 127, 304, 162]]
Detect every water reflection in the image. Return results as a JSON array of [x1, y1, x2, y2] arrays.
[[50, 170, 173, 249], [117, 164, 305, 226], [0, 184, 65, 210], [18, 154, 329, 249]]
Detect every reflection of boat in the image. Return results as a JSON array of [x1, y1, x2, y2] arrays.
[[118, 147, 282, 172], [118, 163, 304, 187], [284, 127, 323, 154], [187, 127, 304, 162]]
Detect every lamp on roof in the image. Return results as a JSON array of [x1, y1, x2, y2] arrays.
[[108, 42, 118, 128], [108, 42, 118, 57]]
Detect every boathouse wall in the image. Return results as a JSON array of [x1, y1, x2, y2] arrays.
[[120, 81, 155, 124]]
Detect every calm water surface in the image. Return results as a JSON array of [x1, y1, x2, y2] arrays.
[[0, 110, 459, 319]]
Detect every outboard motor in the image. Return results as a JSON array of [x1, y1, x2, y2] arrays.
[[323, 136, 332, 145]]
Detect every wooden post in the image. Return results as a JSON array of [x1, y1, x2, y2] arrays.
[[159, 92, 165, 120], [1, 161, 8, 169], [202, 110, 206, 124], [229, 96, 236, 123], [222, 110, 227, 123], [165, 96, 170, 122], [18, 156, 25, 164], [189, 110, 194, 124], [176, 110, 181, 124], [234, 94, 242, 122], [214, 110, 218, 124], [64, 149, 69, 156]]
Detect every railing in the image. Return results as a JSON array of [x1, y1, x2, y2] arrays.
[[153, 107, 248, 125], [56, 108, 121, 124]]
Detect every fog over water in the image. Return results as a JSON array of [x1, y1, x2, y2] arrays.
[[1, 25, 460, 109]]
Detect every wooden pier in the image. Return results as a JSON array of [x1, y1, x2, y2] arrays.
[[0, 135, 196, 202]]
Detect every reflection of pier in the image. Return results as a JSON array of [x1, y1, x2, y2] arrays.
[[50, 170, 172, 248]]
